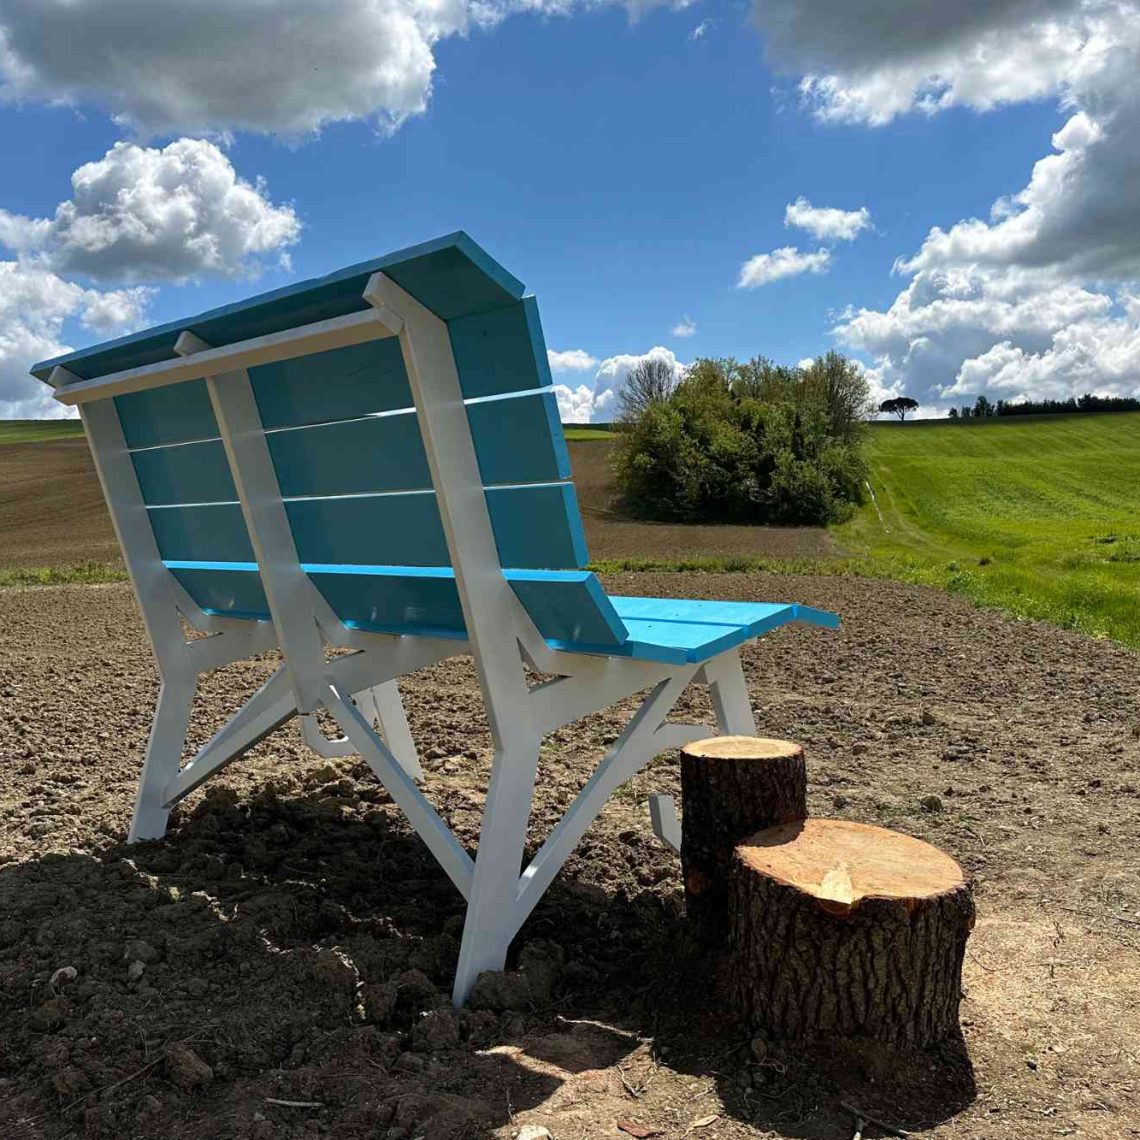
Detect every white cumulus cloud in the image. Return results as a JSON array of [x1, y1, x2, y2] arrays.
[[0, 260, 150, 418], [672, 314, 697, 337], [752, 0, 1115, 126], [0, 139, 300, 282], [548, 348, 599, 373], [738, 246, 830, 288], [0, 0, 697, 138], [553, 346, 686, 422], [784, 196, 871, 242], [750, 0, 1140, 409]]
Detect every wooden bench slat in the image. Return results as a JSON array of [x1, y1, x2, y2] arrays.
[[147, 482, 587, 569], [164, 562, 628, 647]]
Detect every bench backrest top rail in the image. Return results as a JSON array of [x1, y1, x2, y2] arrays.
[[32, 233, 614, 648]]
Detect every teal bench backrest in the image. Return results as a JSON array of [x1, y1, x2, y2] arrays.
[[42, 235, 628, 650]]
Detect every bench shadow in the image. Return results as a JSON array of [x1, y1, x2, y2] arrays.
[[0, 781, 974, 1139]]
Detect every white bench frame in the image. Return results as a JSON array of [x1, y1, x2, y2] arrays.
[[54, 272, 757, 1003]]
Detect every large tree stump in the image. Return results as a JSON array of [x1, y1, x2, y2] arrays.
[[681, 736, 807, 941], [730, 819, 974, 1048]]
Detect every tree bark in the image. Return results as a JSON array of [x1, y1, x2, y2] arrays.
[[681, 735, 807, 942], [729, 819, 974, 1048]]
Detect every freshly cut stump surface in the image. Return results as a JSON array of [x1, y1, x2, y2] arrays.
[[730, 818, 974, 1048], [680, 736, 806, 941]]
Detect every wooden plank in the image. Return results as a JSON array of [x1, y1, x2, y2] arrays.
[[165, 562, 628, 646], [115, 380, 219, 448], [448, 296, 553, 399], [148, 502, 255, 562], [32, 232, 522, 384], [147, 482, 587, 569], [131, 438, 236, 505], [250, 337, 413, 428]]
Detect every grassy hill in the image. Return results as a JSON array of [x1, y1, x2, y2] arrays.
[[839, 412, 1140, 645], [0, 419, 85, 444]]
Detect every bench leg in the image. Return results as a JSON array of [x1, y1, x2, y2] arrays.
[[452, 736, 541, 1005], [706, 650, 757, 736], [128, 675, 195, 842]]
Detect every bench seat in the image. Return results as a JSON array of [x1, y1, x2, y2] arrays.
[[165, 560, 837, 665]]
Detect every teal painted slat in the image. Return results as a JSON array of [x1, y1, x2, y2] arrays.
[[115, 380, 219, 448], [486, 482, 588, 569], [165, 561, 626, 646], [148, 503, 254, 562], [147, 483, 584, 569], [385, 239, 522, 321], [168, 564, 269, 620], [506, 572, 625, 645], [262, 390, 569, 499], [606, 617, 752, 664], [131, 439, 236, 506], [610, 597, 839, 635], [250, 337, 413, 429], [286, 492, 446, 565], [468, 391, 570, 485], [33, 232, 524, 383], [448, 297, 552, 399], [284, 483, 585, 569], [268, 413, 431, 497], [609, 597, 793, 637]]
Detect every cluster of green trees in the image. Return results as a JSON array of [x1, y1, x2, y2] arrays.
[[949, 393, 1140, 419], [613, 352, 871, 526]]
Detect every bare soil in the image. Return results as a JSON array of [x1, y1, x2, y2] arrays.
[[0, 437, 837, 569], [2, 573, 1138, 1139], [0, 439, 119, 569]]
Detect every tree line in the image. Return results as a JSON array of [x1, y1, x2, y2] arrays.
[[948, 393, 1140, 419]]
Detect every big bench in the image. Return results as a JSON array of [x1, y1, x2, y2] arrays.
[[32, 232, 838, 1003]]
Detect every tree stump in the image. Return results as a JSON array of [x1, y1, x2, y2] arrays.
[[730, 818, 974, 1048], [681, 736, 807, 941]]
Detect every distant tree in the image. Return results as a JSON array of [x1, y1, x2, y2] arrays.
[[973, 394, 993, 418], [617, 357, 679, 422], [879, 396, 920, 422], [803, 351, 875, 437], [947, 407, 959, 420]]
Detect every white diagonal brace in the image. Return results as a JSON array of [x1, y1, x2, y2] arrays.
[[185, 622, 278, 673], [324, 683, 474, 898], [511, 672, 704, 929], [161, 665, 295, 806], [528, 657, 676, 736], [206, 368, 327, 712]]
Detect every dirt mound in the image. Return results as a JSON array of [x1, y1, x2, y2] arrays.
[[1, 574, 1139, 1137]]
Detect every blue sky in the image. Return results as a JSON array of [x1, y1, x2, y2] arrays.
[[2, 0, 1137, 421]]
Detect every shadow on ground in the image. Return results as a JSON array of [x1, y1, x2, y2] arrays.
[[0, 780, 974, 1139]]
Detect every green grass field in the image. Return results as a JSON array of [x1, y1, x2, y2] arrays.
[[838, 412, 1140, 646], [563, 425, 615, 441], [0, 419, 85, 444]]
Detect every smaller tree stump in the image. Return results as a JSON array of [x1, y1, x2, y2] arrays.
[[681, 736, 807, 941], [730, 819, 974, 1049]]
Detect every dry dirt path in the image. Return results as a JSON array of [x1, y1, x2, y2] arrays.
[[0, 573, 1138, 1139]]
